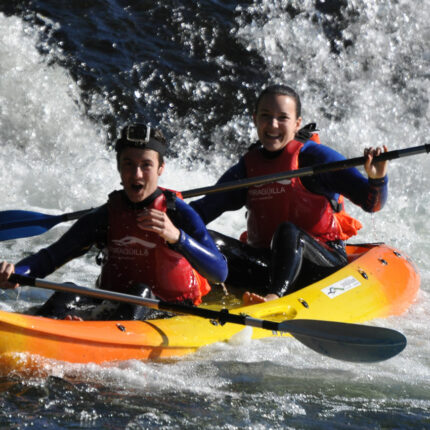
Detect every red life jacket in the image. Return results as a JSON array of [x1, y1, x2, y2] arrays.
[[244, 138, 362, 248], [99, 189, 210, 305]]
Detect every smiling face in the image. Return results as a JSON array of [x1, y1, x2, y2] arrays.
[[253, 93, 302, 152], [118, 147, 164, 203]]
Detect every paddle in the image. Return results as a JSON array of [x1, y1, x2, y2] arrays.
[[1, 143, 429, 241], [181, 142, 430, 197], [9, 273, 407, 363], [0, 209, 92, 241]]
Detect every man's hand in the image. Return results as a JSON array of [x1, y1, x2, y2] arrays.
[[0, 261, 19, 289], [136, 208, 181, 244]]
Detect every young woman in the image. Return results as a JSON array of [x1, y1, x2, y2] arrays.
[[191, 84, 388, 304]]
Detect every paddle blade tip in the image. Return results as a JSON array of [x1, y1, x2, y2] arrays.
[[278, 319, 407, 363]]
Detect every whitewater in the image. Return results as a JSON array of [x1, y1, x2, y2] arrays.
[[0, 1, 429, 428]]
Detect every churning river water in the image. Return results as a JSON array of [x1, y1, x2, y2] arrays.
[[0, 1, 429, 428]]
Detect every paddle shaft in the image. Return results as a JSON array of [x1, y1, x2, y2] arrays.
[[9, 273, 289, 331], [181, 143, 430, 198]]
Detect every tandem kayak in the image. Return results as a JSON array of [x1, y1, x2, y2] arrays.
[[0, 243, 420, 374]]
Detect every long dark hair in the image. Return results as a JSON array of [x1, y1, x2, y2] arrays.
[[254, 84, 301, 118]]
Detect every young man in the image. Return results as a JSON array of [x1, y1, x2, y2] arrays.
[[0, 123, 227, 319]]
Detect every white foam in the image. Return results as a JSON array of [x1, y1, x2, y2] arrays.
[[0, 3, 429, 395]]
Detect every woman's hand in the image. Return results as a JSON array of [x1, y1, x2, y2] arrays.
[[242, 291, 279, 305], [0, 261, 19, 289], [364, 145, 388, 179], [136, 208, 181, 244]]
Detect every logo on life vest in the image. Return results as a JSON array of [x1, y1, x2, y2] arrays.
[[112, 236, 156, 248], [248, 181, 290, 198], [109, 235, 156, 259], [252, 180, 291, 188]]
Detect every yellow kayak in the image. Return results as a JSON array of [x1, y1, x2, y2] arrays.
[[0, 243, 420, 374]]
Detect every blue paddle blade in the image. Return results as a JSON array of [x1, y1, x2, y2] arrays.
[[0, 209, 92, 241], [0, 210, 63, 241]]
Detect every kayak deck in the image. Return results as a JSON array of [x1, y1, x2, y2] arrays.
[[0, 243, 420, 373]]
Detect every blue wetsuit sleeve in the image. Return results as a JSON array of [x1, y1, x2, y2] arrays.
[[16, 205, 108, 278], [189, 158, 248, 224], [300, 142, 388, 212], [169, 199, 228, 284]]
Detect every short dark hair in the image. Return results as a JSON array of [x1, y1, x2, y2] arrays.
[[115, 124, 167, 166], [254, 84, 301, 118]]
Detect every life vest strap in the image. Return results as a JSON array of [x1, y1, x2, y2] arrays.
[[296, 123, 319, 142]]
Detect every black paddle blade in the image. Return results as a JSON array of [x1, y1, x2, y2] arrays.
[[279, 319, 407, 363]]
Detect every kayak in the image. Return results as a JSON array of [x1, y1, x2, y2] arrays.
[[0, 243, 420, 374]]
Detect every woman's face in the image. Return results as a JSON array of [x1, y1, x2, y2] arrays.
[[253, 94, 302, 152]]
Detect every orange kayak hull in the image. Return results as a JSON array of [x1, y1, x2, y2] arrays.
[[0, 243, 420, 374]]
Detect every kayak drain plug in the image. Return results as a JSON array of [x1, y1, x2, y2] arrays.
[[358, 269, 368, 280], [298, 298, 309, 308], [116, 323, 126, 332]]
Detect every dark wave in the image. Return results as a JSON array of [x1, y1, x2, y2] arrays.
[[0, 0, 358, 150], [0, 1, 264, 144]]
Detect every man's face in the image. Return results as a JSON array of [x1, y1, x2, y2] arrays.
[[118, 147, 164, 203]]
